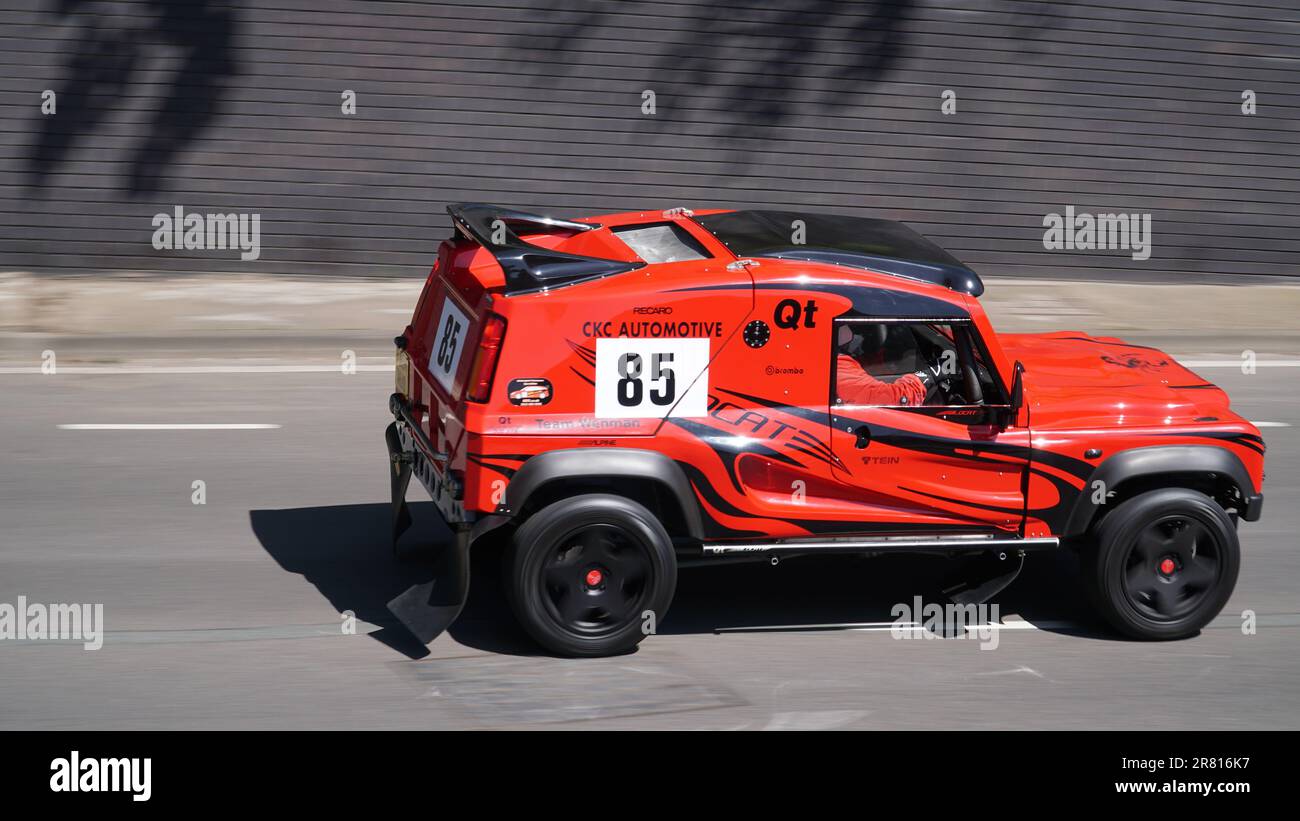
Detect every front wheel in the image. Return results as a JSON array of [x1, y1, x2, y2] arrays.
[[505, 494, 677, 657], [1082, 488, 1239, 640]]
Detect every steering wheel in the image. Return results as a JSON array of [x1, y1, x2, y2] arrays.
[[920, 363, 984, 407], [919, 353, 985, 405], [922, 374, 945, 405], [916, 360, 952, 405]]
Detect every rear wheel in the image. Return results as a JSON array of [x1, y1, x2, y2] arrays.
[[505, 494, 677, 657], [1083, 488, 1239, 640]]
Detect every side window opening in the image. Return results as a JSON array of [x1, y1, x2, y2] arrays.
[[832, 318, 1003, 409], [610, 223, 711, 264]]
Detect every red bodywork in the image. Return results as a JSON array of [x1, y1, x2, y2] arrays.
[[394, 208, 1264, 543]]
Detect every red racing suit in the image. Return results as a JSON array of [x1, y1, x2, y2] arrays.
[[836, 354, 927, 406]]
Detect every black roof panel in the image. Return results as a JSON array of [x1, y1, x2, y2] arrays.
[[692, 210, 982, 296]]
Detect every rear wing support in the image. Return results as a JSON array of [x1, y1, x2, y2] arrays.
[[447, 203, 644, 295]]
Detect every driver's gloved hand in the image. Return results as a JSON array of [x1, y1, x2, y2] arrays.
[[912, 364, 941, 389]]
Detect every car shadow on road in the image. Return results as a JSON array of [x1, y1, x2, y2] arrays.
[[250, 502, 1111, 659], [666, 550, 1104, 640], [250, 502, 537, 659]]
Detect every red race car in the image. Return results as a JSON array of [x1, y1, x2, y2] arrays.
[[386, 203, 1265, 656]]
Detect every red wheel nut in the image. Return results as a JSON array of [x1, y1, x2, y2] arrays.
[[585, 569, 604, 587], [1159, 558, 1176, 575]]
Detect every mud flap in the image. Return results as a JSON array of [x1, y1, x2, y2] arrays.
[[386, 525, 471, 645], [385, 421, 413, 553], [943, 551, 1024, 606]]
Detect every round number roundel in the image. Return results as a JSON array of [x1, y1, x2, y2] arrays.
[[743, 320, 770, 349]]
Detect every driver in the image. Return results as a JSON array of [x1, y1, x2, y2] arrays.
[[835, 324, 934, 406]]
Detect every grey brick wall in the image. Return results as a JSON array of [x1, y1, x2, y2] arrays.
[[1, 0, 1297, 280]]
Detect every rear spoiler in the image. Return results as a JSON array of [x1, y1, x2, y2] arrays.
[[447, 203, 645, 295]]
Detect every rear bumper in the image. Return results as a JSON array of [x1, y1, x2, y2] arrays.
[[387, 393, 466, 526], [1242, 492, 1264, 522]]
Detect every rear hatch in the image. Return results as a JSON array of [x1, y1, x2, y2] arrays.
[[396, 202, 728, 459], [398, 238, 503, 473]]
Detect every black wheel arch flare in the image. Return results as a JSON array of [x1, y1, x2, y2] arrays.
[[1063, 445, 1260, 536], [501, 447, 707, 541]]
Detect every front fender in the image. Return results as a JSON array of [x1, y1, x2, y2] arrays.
[[1063, 444, 1260, 536]]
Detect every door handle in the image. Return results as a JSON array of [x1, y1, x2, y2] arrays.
[[853, 426, 872, 449]]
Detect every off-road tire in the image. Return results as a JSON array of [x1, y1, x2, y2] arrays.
[[505, 493, 677, 657], [1082, 488, 1239, 640]]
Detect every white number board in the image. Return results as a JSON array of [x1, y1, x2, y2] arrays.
[[595, 338, 710, 419], [429, 298, 471, 393]]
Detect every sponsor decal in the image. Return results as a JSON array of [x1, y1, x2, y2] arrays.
[[1102, 353, 1170, 371], [582, 320, 723, 338], [508, 377, 552, 406], [702, 391, 841, 470], [773, 298, 818, 330], [536, 418, 641, 431]]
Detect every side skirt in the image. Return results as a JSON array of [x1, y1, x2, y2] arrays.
[[698, 533, 1048, 607], [701, 534, 1059, 556]]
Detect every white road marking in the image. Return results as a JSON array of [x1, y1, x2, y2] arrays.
[[0, 620, 383, 647], [719, 612, 1300, 636], [1182, 359, 1300, 368], [58, 423, 280, 430], [851, 623, 932, 633], [1251, 421, 1290, 427], [716, 621, 896, 633], [720, 616, 1085, 635], [718, 618, 1052, 634], [186, 313, 281, 323], [0, 364, 395, 374], [853, 618, 1064, 634]]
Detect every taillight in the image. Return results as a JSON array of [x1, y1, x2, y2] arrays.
[[394, 348, 411, 398], [466, 313, 506, 402], [394, 329, 411, 397]]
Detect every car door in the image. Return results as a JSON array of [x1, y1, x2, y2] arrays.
[[828, 317, 1030, 533]]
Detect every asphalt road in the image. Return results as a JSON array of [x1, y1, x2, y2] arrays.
[[1, 333, 1298, 730]]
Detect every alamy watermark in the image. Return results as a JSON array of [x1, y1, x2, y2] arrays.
[[891, 595, 1000, 650], [0, 596, 103, 650], [151, 206, 261, 261], [1043, 205, 1151, 261], [50, 751, 150, 801]]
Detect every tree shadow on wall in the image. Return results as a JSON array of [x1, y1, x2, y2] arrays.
[[509, 0, 1077, 169], [510, 0, 916, 160], [26, 0, 237, 198]]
